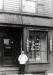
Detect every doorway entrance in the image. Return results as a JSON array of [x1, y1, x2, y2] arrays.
[[0, 27, 22, 65]]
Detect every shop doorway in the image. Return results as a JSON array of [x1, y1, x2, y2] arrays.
[[0, 27, 22, 65]]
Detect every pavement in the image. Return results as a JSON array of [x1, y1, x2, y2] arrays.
[[0, 74, 35, 75], [46, 73, 53, 75]]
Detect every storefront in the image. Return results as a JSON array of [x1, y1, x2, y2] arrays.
[[0, 13, 52, 75], [0, 0, 52, 74]]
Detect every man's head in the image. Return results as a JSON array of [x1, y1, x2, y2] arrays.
[[21, 51, 24, 54]]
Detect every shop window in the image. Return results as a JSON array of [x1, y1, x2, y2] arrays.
[[27, 31, 48, 63]]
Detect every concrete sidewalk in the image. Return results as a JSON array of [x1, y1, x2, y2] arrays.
[[46, 73, 53, 75]]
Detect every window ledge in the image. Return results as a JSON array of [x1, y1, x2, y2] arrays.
[[27, 62, 49, 65]]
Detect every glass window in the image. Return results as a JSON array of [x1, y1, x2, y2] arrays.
[[0, 0, 3, 9], [27, 31, 48, 63], [22, 0, 37, 13]]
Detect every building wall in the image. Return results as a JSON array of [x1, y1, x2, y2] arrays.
[[0, 0, 52, 17], [0, 13, 52, 27], [44, 31, 53, 75], [47, 0, 53, 72], [37, 0, 52, 16]]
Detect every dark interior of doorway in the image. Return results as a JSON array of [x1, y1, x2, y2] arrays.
[[0, 27, 22, 66]]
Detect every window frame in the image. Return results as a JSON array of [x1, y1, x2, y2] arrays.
[[26, 29, 49, 64]]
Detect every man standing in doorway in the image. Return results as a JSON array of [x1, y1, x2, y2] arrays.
[[18, 51, 28, 75]]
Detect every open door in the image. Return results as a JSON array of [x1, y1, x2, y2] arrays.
[[0, 27, 22, 65], [3, 34, 15, 64]]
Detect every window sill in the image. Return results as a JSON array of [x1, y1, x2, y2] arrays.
[[27, 61, 49, 65]]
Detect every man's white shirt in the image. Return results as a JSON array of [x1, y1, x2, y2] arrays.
[[18, 54, 28, 64]]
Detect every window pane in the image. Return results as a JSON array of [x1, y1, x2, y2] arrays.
[[22, 0, 36, 13], [27, 31, 47, 63], [40, 34, 47, 52], [0, 0, 3, 9], [41, 51, 47, 63]]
